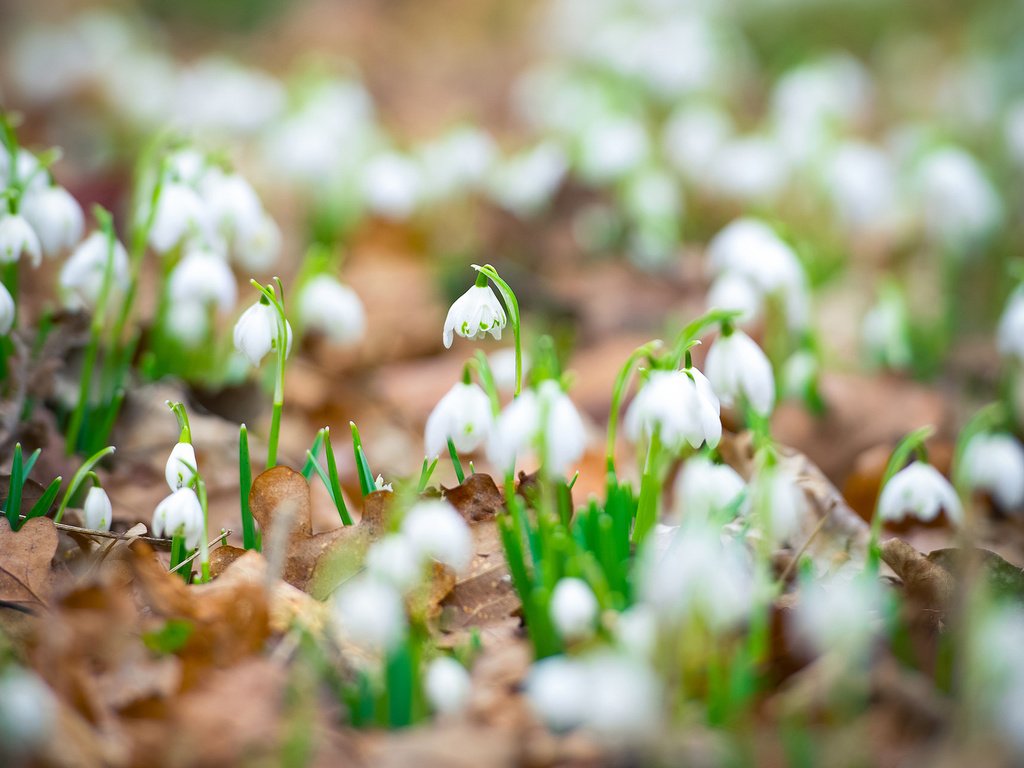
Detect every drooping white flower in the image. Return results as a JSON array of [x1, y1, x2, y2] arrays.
[[0, 283, 14, 336], [614, 605, 658, 659], [424, 657, 472, 716], [401, 499, 472, 572], [442, 284, 506, 349], [152, 487, 205, 549], [365, 534, 423, 593], [487, 379, 587, 477], [167, 248, 237, 315], [361, 152, 423, 220], [0, 214, 42, 267], [577, 116, 650, 184], [916, 147, 1001, 252], [620, 168, 682, 226], [550, 577, 599, 642], [625, 368, 721, 452], [59, 230, 130, 309], [663, 102, 733, 182], [745, 465, 807, 546], [960, 433, 1024, 511], [863, 288, 913, 370], [525, 655, 590, 732], [424, 382, 493, 457], [672, 455, 745, 523], [582, 652, 662, 740], [165, 441, 197, 491], [706, 272, 762, 327], [704, 329, 775, 417], [20, 186, 84, 256], [199, 168, 264, 242], [877, 461, 963, 526], [486, 141, 567, 217], [782, 350, 819, 400], [790, 572, 886, 660], [297, 275, 366, 346], [83, 486, 112, 532], [165, 300, 209, 348], [233, 211, 281, 271], [149, 182, 211, 254], [824, 141, 899, 235], [706, 136, 790, 202], [0, 667, 56, 755], [233, 300, 292, 366], [997, 288, 1024, 363], [332, 576, 407, 653], [418, 126, 496, 202], [969, 606, 1024, 755]]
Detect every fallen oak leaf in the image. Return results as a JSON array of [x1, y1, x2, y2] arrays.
[[0, 516, 59, 608], [442, 473, 504, 522]]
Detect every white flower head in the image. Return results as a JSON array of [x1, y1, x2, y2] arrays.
[[878, 461, 963, 526], [582, 652, 662, 740], [20, 186, 84, 256], [149, 182, 211, 254], [790, 572, 886, 660], [961, 433, 1024, 511], [152, 487, 205, 549], [663, 102, 734, 182], [0, 282, 14, 336], [165, 300, 210, 348], [199, 168, 263, 241], [168, 248, 237, 315], [672, 455, 745, 523], [486, 141, 567, 217], [704, 329, 775, 418], [782, 350, 819, 400], [425, 382, 493, 457], [577, 115, 650, 184], [525, 655, 590, 732], [83, 486, 112, 532], [165, 441, 197, 491], [863, 288, 913, 370], [916, 147, 1001, 253], [361, 152, 423, 220], [488, 348, 529, 392], [442, 284, 506, 349], [365, 534, 423, 593], [0, 214, 42, 267], [232, 211, 281, 271], [297, 275, 366, 346], [424, 657, 472, 716], [707, 272, 763, 327], [625, 368, 721, 452], [745, 466, 807, 546], [332, 576, 407, 653], [550, 577, 599, 642], [233, 300, 292, 366], [0, 667, 56, 755], [401, 499, 472, 572], [59, 230, 130, 309], [998, 288, 1024, 363]]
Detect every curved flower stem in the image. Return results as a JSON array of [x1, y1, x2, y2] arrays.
[[196, 477, 210, 583], [631, 428, 663, 546], [470, 351, 501, 416], [472, 264, 522, 397], [669, 308, 742, 369], [54, 446, 116, 524], [166, 400, 193, 443], [251, 279, 290, 468], [605, 339, 663, 474]]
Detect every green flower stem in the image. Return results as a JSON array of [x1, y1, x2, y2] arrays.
[[167, 400, 193, 443], [605, 340, 662, 474], [447, 438, 466, 484], [196, 478, 210, 583], [631, 428, 663, 546], [54, 446, 116, 524], [239, 424, 257, 550], [472, 264, 522, 397], [251, 279, 289, 469], [471, 351, 501, 416], [670, 308, 741, 369]]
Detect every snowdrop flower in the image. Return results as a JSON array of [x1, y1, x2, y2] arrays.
[[621, 168, 681, 225], [969, 606, 1024, 755], [401, 499, 472, 572], [878, 461, 963, 526], [83, 486, 112, 532], [791, 573, 886, 660], [960, 433, 1024, 511], [672, 455, 745, 522], [233, 300, 292, 366], [332, 576, 406, 653], [745, 466, 807, 545], [149, 182, 211, 254], [526, 656, 590, 732], [487, 379, 587, 477], [167, 248, 237, 315], [418, 126, 496, 201], [614, 605, 657, 659], [824, 141, 899, 235], [663, 102, 733, 182], [424, 657, 472, 716], [442, 283, 506, 348], [707, 136, 790, 202], [166, 148, 208, 186], [707, 272, 762, 326], [583, 652, 662, 740], [550, 577, 599, 642], [20, 186, 84, 256], [0, 667, 56, 755], [489, 348, 528, 392], [425, 382, 493, 457], [625, 368, 721, 452], [365, 534, 422, 593], [199, 168, 263, 241], [165, 300, 209, 347], [487, 141, 567, 217], [59, 231, 130, 309], [0, 214, 42, 267], [863, 288, 913, 370], [361, 152, 423, 220], [997, 288, 1024, 362], [297, 275, 365, 346], [0, 283, 14, 336], [782, 350, 819, 400], [152, 487, 205, 549], [916, 147, 1001, 252], [233, 211, 281, 271], [704, 329, 775, 417], [577, 116, 650, 184], [165, 441, 197, 490]]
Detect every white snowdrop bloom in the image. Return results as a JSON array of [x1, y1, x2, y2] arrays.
[[425, 382, 493, 457], [970, 606, 1024, 755], [487, 379, 587, 477], [621, 168, 682, 225], [782, 350, 819, 400], [332, 576, 407, 654], [166, 148, 208, 186], [297, 275, 366, 346], [632, 17, 718, 98], [525, 656, 590, 732], [0, 214, 42, 267], [577, 116, 650, 184], [199, 168, 263, 241], [442, 284, 506, 349], [584, 652, 662, 740], [59, 231, 130, 310], [825, 141, 899, 234], [83, 486, 112, 532], [174, 57, 285, 136], [625, 368, 721, 452], [663, 102, 734, 181], [745, 466, 807, 546], [997, 288, 1024, 362], [862, 289, 912, 370], [167, 248, 237, 315], [233, 211, 281, 271], [704, 329, 775, 417], [707, 136, 789, 202], [361, 152, 423, 220], [365, 534, 423, 593], [672, 455, 745, 523], [165, 300, 209, 348], [878, 462, 963, 526], [960, 433, 1024, 511], [0, 667, 56, 755], [165, 441, 197, 491], [152, 487, 205, 549], [233, 301, 292, 366], [916, 147, 1001, 252], [0, 283, 15, 335], [4, 150, 48, 195], [401, 500, 472, 572], [615, 605, 657, 659], [488, 348, 528, 392], [418, 126, 497, 201], [424, 657, 472, 716], [149, 182, 211, 254], [791, 573, 886, 660], [550, 577, 599, 642], [487, 141, 568, 217], [20, 186, 84, 256], [706, 272, 762, 327]]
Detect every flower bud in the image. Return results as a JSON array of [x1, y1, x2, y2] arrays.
[[83, 486, 112, 532], [152, 487, 205, 549]]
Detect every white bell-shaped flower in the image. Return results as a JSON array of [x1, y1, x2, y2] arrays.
[[165, 300, 210, 348], [424, 657, 472, 716], [706, 272, 762, 327], [997, 288, 1024, 363], [442, 284, 506, 349], [877, 461, 963, 526], [0, 282, 14, 335], [400, 499, 472, 572], [365, 534, 423, 593], [233, 211, 281, 271], [704, 329, 775, 418], [332, 575, 406, 653], [961, 433, 1024, 511], [297, 275, 366, 346], [165, 441, 197, 491], [361, 152, 423, 220], [486, 141, 567, 218], [672, 455, 745, 522], [745, 466, 807, 545], [577, 115, 650, 184], [790, 572, 886, 660], [20, 186, 84, 256], [916, 146, 1001, 252], [233, 300, 292, 366], [59, 231, 130, 309], [167, 247, 237, 315], [424, 382, 493, 457], [0, 214, 42, 267], [625, 368, 721, 452], [152, 487, 205, 549], [0, 667, 56, 755], [199, 168, 264, 241], [83, 486, 112, 532], [550, 577, 599, 642], [863, 289, 913, 370], [149, 182, 211, 254]]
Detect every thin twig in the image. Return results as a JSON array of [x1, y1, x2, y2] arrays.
[[168, 530, 232, 574], [17, 514, 175, 547]]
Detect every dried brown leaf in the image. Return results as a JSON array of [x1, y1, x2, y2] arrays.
[[0, 516, 59, 607]]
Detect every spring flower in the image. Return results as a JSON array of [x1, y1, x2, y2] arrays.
[[152, 487, 204, 549], [148, 182, 211, 254], [877, 461, 963, 526], [0, 283, 14, 335], [332, 576, 406, 653], [424, 382, 493, 457], [997, 288, 1024, 362], [916, 147, 1001, 252], [625, 368, 721, 452], [487, 379, 587, 477], [969, 606, 1024, 755], [0, 667, 56, 755], [824, 141, 900, 235], [486, 141, 567, 217], [614, 605, 658, 659], [199, 168, 263, 241], [167, 248, 237, 314], [707, 272, 762, 326], [365, 534, 422, 593], [550, 577, 599, 642], [790, 572, 886, 660], [960, 433, 1024, 511], [489, 348, 529, 392], [401, 499, 472, 572], [704, 329, 775, 417], [233, 300, 292, 366], [361, 152, 423, 220], [297, 275, 366, 346], [782, 350, 819, 400], [525, 656, 590, 732], [165, 300, 209, 347], [663, 102, 733, 182], [442, 284, 506, 348], [20, 185, 84, 256], [707, 136, 790, 202], [577, 116, 650, 184], [424, 657, 472, 716], [418, 126, 496, 201], [671, 455, 745, 522], [83, 486, 112, 532], [0, 214, 42, 267], [59, 230, 130, 309], [745, 466, 807, 545], [863, 288, 913, 370], [165, 441, 197, 490], [233, 211, 281, 271]]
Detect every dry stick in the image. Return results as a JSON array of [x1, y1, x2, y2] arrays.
[[17, 514, 175, 547], [778, 508, 833, 585], [168, 530, 231, 574]]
